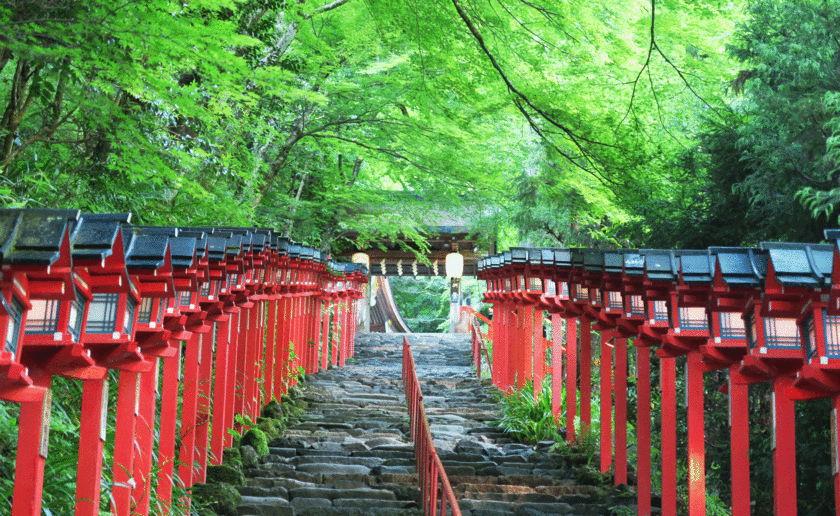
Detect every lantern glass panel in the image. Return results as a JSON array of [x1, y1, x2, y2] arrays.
[[68, 289, 85, 340], [805, 314, 818, 359], [560, 282, 569, 300], [607, 291, 622, 310], [544, 279, 557, 296], [26, 299, 60, 334], [590, 288, 601, 304], [504, 278, 512, 291], [259, 268, 267, 283], [486, 280, 493, 291], [764, 317, 800, 349], [227, 273, 240, 288], [4, 296, 23, 356], [627, 295, 645, 316], [678, 306, 708, 331], [746, 310, 758, 348], [529, 277, 542, 291], [648, 300, 669, 322], [518, 275, 526, 291], [123, 297, 136, 335], [718, 312, 746, 339], [825, 312, 840, 359], [86, 293, 120, 333], [179, 291, 193, 306], [200, 281, 211, 298], [574, 284, 589, 301], [138, 298, 154, 324]]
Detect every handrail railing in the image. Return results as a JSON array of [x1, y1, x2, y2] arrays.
[[402, 337, 462, 516], [461, 306, 492, 379]]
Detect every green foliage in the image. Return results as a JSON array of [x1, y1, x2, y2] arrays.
[[493, 378, 562, 444], [240, 427, 269, 457]]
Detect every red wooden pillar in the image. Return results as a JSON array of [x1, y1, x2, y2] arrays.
[[342, 298, 352, 366], [177, 333, 201, 491], [252, 301, 265, 412], [773, 376, 797, 516], [75, 378, 107, 516], [194, 331, 215, 482], [533, 308, 545, 397], [245, 304, 259, 419], [492, 304, 508, 389], [661, 356, 677, 516], [580, 320, 592, 429], [506, 304, 519, 390], [265, 300, 276, 403], [275, 298, 290, 398], [211, 319, 231, 465], [636, 346, 651, 515], [321, 300, 331, 371], [730, 369, 750, 516], [132, 360, 160, 516], [224, 311, 239, 446], [520, 305, 534, 388], [332, 301, 341, 367], [687, 351, 706, 516], [600, 330, 613, 474], [834, 396, 840, 516], [156, 347, 181, 510], [565, 318, 578, 442], [112, 370, 141, 515], [551, 313, 563, 421], [234, 307, 249, 429], [12, 376, 51, 516], [614, 337, 627, 485]]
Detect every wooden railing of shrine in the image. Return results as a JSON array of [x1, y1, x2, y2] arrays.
[[472, 243, 840, 516], [0, 209, 368, 516]]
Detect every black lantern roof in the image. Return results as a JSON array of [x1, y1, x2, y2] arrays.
[[540, 249, 554, 266], [526, 248, 543, 266], [583, 249, 604, 272], [710, 247, 768, 287], [277, 237, 291, 257], [0, 208, 80, 265], [571, 248, 584, 270], [502, 250, 512, 266], [169, 236, 198, 269], [301, 246, 315, 261], [760, 242, 832, 288], [177, 230, 209, 259], [603, 250, 625, 275], [122, 227, 169, 270], [679, 250, 715, 284], [68, 213, 131, 261], [289, 243, 302, 259], [490, 255, 502, 269], [205, 236, 228, 262], [510, 247, 528, 264], [553, 248, 572, 268], [640, 249, 679, 282], [224, 234, 243, 259], [623, 252, 645, 276]]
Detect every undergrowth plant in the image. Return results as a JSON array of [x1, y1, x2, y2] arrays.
[[494, 378, 562, 443]]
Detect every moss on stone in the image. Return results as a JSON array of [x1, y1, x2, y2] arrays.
[[241, 427, 269, 456], [257, 417, 282, 441], [576, 465, 613, 487], [191, 482, 241, 516], [222, 446, 242, 468], [261, 399, 283, 420], [206, 464, 245, 486]]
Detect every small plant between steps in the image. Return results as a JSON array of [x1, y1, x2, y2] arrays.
[[492, 377, 563, 444]]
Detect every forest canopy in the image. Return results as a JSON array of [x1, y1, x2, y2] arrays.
[[1, 0, 839, 250]]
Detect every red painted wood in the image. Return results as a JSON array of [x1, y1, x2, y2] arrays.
[[637, 346, 651, 515], [332, 302, 341, 367], [75, 378, 106, 516], [661, 357, 677, 516], [687, 351, 706, 516], [773, 376, 797, 516], [600, 330, 613, 474], [224, 311, 239, 447], [533, 309, 545, 397], [265, 300, 276, 401], [12, 376, 50, 516], [211, 319, 230, 465], [244, 304, 259, 419], [551, 313, 563, 421], [132, 360, 159, 516], [112, 370, 140, 515], [521, 305, 533, 389], [614, 337, 627, 485], [234, 307, 249, 428], [321, 300, 330, 371], [493, 304, 507, 389], [833, 396, 840, 516], [177, 333, 201, 491], [580, 320, 592, 429], [155, 347, 180, 510], [275, 298, 288, 399], [566, 318, 578, 442], [194, 331, 214, 482], [729, 369, 750, 516]]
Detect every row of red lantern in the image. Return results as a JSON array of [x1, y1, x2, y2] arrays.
[[0, 209, 367, 516], [477, 242, 840, 516]]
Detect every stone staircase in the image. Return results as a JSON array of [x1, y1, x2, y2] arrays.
[[233, 333, 637, 516]]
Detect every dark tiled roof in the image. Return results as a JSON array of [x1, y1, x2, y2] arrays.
[[583, 249, 604, 272], [679, 250, 715, 284], [760, 242, 832, 288], [641, 249, 679, 282], [709, 247, 768, 287], [122, 227, 170, 270], [69, 213, 132, 261], [0, 209, 80, 265]]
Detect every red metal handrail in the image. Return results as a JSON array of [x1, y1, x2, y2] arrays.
[[402, 337, 462, 516], [461, 306, 492, 379]]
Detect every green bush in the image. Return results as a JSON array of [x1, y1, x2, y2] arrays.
[[493, 378, 562, 444], [240, 427, 269, 456]]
